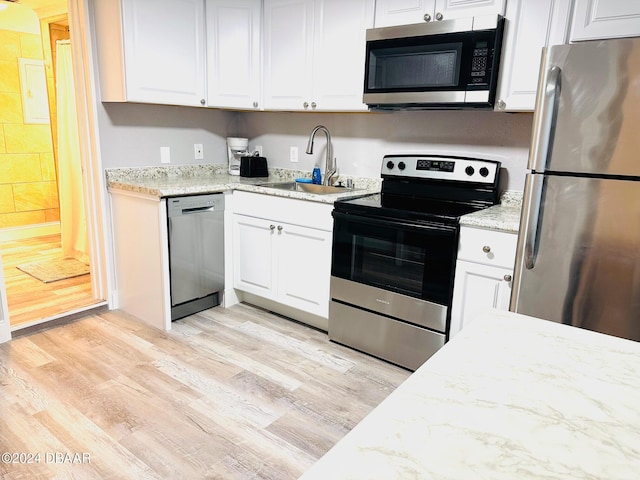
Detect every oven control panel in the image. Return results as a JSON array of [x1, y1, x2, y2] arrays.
[[381, 155, 499, 184]]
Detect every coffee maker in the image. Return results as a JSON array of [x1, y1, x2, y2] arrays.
[[227, 137, 249, 176]]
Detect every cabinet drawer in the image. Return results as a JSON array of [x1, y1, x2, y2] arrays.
[[233, 191, 334, 231], [457, 226, 517, 269]]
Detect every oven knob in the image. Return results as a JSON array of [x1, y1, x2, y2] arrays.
[[479, 167, 490, 177], [465, 166, 475, 176], [386, 161, 395, 170], [398, 161, 406, 170]]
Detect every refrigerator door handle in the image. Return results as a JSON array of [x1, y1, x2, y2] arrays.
[[528, 64, 561, 173], [523, 173, 545, 270]]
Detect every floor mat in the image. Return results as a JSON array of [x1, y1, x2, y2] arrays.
[[17, 258, 90, 283]]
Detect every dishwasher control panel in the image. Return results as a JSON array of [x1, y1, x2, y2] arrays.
[[167, 193, 225, 217]]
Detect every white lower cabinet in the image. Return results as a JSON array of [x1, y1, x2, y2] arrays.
[[450, 226, 517, 338], [232, 192, 333, 328]]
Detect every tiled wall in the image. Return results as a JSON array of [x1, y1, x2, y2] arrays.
[[0, 29, 58, 229]]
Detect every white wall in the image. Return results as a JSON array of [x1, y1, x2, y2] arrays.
[[239, 110, 534, 191], [96, 102, 239, 169]]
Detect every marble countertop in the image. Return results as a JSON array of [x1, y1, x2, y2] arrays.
[[105, 164, 380, 204], [460, 190, 523, 233], [300, 309, 640, 480]]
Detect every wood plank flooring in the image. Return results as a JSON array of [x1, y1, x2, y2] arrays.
[[0, 303, 411, 479], [0, 234, 97, 329]]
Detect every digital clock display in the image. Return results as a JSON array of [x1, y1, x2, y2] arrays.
[[417, 159, 455, 172]]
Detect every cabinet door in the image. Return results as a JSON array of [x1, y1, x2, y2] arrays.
[[312, 0, 374, 111], [450, 260, 513, 338], [276, 222, 332, 317], [434, 0, 505, 22], [233, 215, 276, 298], [206, 0, 262, 109], [495, 0, 572, 112], [263, 0, 314, 110], [571, 0, 640, 41], [374, 0, 434, 27], [374, 0, 504, 27], [121, 0, 206, 106]]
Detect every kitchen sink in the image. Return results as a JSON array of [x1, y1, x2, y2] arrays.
[[258, 181, 356, 195]]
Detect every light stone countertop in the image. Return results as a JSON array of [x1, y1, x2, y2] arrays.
[[105, 164, 380, 204], [300, 309, 640, 480], [107, 164, 521, 231], [459, 190, 523, 233]]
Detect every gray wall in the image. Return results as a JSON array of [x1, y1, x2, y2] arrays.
[[96, 102, 238, 168], [96, 103, 533, 191], [239, 110, 533, 191]]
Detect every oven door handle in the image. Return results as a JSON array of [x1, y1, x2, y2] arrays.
[[332, 210, 457, 233]]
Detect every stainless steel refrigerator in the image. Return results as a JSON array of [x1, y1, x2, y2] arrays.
[[511, 37, 640, 342]]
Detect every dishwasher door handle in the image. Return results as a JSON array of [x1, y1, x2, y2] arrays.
[[181, 206, 215, 215]]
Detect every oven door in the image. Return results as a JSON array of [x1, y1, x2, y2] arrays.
[[331, 210, 458, 309]]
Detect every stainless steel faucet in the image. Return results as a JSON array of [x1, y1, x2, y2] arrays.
[[305, 125, 336, 186]]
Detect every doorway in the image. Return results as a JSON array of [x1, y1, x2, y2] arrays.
[[0, 2, 100, 331]]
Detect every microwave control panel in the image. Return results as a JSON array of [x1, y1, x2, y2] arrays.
[[470, 41, 490, 85]]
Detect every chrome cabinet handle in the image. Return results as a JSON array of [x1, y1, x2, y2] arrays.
[[435, 12, 443, 21], [200, 99, 205, 105], [253, 101, 258, 108], [496, 99, 506, 110], [311, 102, 317, 109], [303, 102, 309, 109], [277, 225, 283, 232], [270, 224, 275, 231], [482, 245, 491, 253], [504, 274, 512, 282], [423, 13, 431, 22]]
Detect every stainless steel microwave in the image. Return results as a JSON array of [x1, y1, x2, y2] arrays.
[[363, 15, 505, 110]]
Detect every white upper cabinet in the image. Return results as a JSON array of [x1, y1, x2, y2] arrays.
[[94, 0, 207, 107], [312, 0, 374, 111], [495, 0, 572, 112], [263, 0, 374, 111], [374, 0, 505, 27], [570, 0, 640, 41], [263, 0, 313, 110], [206, 0, 262, 110]]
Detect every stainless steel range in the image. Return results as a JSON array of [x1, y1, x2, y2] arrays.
[[329, 154, 501, 370]]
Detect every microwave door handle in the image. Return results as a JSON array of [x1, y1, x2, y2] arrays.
[[529, 64, 561, 173]]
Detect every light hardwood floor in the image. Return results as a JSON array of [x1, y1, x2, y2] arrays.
[[0, 234, 98, 329], [0, 303, 410, 479]]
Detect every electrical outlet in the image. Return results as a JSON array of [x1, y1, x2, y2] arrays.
[[160, 146, 171, 164], [194, 143, 204, 160], [290, 146, 298, 163], [255, 145, 263, 156]]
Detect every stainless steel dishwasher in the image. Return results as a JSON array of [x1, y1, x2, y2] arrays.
[[167, 194, 224, 321]]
